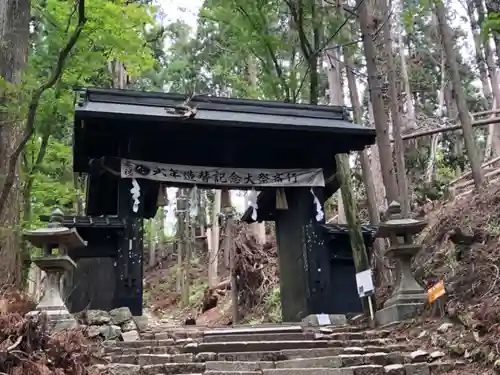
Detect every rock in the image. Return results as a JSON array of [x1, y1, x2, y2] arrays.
[[133, 315, 149, 331], [121, 319, 138, 332], [468, 346, 488, 361], [405, 363, 430, 375], [428, 351, 445, 362], [25, 310, 39, 319], [448, 343, 466, 356], [86, 310, 111, 325], [437, 322, 453, 333], [194, 352, 217, 362], [87, 325, 101, 338], [417, 330, 427, 338], [493, 358, 500, 374], [98, 364, 140, 375], [384, 364, 405, 375], [350, 314, 365, 323], [409, 328, 422, 338], [410, 349, 429, 363], [344, 347, 366, 354], [301, 314, 347, 326], [110, 307, 133, 325], [99, 324, 121, 340], [122, 330, 140, 342]]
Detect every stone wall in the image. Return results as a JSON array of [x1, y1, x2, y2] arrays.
[[77, 307, 144, 342]]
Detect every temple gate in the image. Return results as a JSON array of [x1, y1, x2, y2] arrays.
[[62, 87, 376, 319]]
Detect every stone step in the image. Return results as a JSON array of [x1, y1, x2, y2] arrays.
[[106, 353, 196, 365], [92, 363, 205, 375], [141, 324, 370, 340], [104, 342, 412, 358], [105, 339, 176, 348], [205, 361, 275, 371], [204, 325, 303, 336], [202, 332, 313, 343], [142, 329, 394, 343], [106, 345, 413, 365], [263, 366, 384, 375], [105, 346, 181, 355], [95, 361, 463, 375], [202, 352, 406, 371], [314, 330, 393, 341], [108, 348, 440, 368], [182, 339, 399, 353]]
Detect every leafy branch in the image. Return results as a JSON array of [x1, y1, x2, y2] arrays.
[[0, 0, 86, 217]]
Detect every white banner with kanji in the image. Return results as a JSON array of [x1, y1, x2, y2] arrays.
[[120, 158, 325, 187]]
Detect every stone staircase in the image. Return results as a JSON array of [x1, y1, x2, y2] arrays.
[[95, 324, 464, 375]]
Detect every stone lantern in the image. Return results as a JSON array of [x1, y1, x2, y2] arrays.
[[24, 208, 87, 330], [375, 201, 428, 326]]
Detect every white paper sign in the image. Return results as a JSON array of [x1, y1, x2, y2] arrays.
[[316, 313, 331, 325], [355, 269, 374, 297], [121, 158, 325, 187]]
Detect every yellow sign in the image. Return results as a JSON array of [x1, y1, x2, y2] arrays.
[[427, 280, 445, 303]]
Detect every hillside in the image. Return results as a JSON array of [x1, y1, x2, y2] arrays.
[[142, 185, 500, 372], [143, 225, 281, 325]]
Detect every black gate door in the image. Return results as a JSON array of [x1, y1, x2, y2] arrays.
[[329, 257, 363, 315]]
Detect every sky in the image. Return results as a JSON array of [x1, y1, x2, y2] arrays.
[[156, 0, 204, 31]]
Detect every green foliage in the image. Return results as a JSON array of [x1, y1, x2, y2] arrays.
[[263, 285, 281, 323], [483, 12, 500, 36], [21, 0, 160, 230], [25, 138, 76, 228]]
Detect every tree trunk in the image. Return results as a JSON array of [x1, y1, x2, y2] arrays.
[[326, 48, 347, 223], [175, 190, 182, 292], [474, 0, 500, 158], [344, 43, 385, 290], [221, 189, 231, 268], [342, 45, 378, 225], [442, 83, 463, 177], [435, 2, 484, 188], [247, 56, 267, 242], [395, 13, 416, 132], [225, 209, 238, 324], [325, 19, 370, 314], [425, 52, 447, 182], [382, 1, 410, 215], [358, 0, 399, 204], [0, 0, 31, 287], [208, 190, 221, 287], [468, 1, 493, 105], [179, 189, 190, 307], [366, 101, 386, 213]]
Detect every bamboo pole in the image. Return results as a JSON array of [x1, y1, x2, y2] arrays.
[[448, 155, 500, 186], [454, 167, 500, 190], [223, 206, 238, 324], [398, 116, 500, 141]]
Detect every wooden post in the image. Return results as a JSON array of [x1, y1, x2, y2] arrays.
[[221, 189, 231, 268], [336, 153, 371, 316], [148, 219, 156, 267], [177, 190, 189, 306], [224, 206, 238, 324], [209, 191, 221, 286]]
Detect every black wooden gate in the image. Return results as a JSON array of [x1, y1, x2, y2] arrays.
[[308, 224, 377, 316]]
